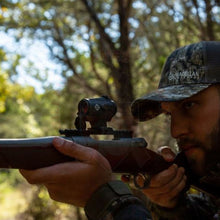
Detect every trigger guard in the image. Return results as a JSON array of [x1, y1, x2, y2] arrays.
[[134, 173, 151, 189]]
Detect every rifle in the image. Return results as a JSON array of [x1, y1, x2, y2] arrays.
[[0, 96, 217, 197]]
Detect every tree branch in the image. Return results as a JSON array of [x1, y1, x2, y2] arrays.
[[80, 0, 119, 56], [204, 0, 215, 40], [51, 19, 105, 96], [191, 0, 207, 39]]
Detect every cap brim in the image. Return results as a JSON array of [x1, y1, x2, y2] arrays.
[[131, 84, 210, 121]]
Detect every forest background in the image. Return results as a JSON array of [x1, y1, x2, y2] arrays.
[[0, 0, 220, 219]]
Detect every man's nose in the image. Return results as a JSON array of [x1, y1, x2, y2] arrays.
[[161, 102, 190, 139], [170, 113, 189, 139]]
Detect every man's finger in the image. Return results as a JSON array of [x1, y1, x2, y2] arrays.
[[19, 161, 83, 184], [149, 164, 178, 187], [53, 137, 99, 163], [157, 146, 176, 162], [53, 137, 112, 172]]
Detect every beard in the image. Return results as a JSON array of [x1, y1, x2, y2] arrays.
[[177, 119, 220, 176], [176, 120, 220, 192], [206, 121, 220, 171]]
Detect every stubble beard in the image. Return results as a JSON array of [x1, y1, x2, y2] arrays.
[[177, 120, 220, 176]]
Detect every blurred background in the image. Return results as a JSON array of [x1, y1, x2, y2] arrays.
[[0, 0, 220, 219]]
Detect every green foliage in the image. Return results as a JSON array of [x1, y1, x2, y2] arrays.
[[0, 76, 39, 138], [15, 186, 78, 220], [0, 73, 8, 113]]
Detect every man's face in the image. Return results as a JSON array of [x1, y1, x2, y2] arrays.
[[161, 85, 220, 176]]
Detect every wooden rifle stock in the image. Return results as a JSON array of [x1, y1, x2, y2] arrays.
[[0, 136, 173, 174]]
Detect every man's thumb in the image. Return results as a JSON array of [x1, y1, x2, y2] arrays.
[[157, 146, 176, 162]]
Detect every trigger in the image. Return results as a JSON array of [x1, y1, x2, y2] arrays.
[[134, 173, 151, 189]]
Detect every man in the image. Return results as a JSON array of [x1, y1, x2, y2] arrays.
[[20, 41, 220, 220]]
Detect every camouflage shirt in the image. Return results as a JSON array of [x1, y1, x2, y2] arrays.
[[146, 192, 219, 220]]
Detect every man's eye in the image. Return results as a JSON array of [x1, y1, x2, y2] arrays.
[[182, 101, 195, 109]]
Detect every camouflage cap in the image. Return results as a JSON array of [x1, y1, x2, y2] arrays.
[[131, 41, 220, 121]]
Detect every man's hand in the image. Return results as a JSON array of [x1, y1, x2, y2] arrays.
[[142, 147, 187, 208], [20, 137, 112, 207]]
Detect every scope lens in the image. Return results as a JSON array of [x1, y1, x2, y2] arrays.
[[78, 100, 89, 114]]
